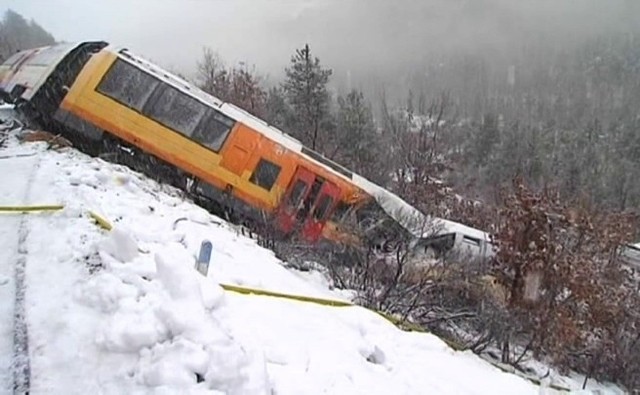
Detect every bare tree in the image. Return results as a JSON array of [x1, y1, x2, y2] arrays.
[[197, 47, 230, 100], [196, 48, 266, 117]]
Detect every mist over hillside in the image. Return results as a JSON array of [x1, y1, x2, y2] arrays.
[[2, 0, 638, 101]]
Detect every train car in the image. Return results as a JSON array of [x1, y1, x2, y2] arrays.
[[0, 44, 57, 102], [0, 41, 372, 245], [354, 175, 496, 261]]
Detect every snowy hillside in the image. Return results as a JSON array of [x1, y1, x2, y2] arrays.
[[0, 122, 622, 394]]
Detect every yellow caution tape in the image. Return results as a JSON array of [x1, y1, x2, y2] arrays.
[[220, 283, 354, 307], [88, 211, 112, 231], [374, 310, 428, 334], [0, 206, 114, 232], [0, 205, 64, 212]]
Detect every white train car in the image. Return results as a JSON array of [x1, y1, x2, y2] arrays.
[[351, 174, 495, 263]]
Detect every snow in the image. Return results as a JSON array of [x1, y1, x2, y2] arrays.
[[352, 173, 430, 235], [431, 217, 492, 242], [0, 127, 624, 394]]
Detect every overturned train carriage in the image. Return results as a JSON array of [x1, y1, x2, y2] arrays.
[[0, 41, 375, 246]]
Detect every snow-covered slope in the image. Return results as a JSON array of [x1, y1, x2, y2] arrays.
[[0, 126, 620, 394]]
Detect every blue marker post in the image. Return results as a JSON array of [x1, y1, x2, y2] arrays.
[[196, 240, 212, 276]]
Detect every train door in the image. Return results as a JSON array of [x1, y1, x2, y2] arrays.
[[300, 181, 340, 242], [276, 167, 340, 242]]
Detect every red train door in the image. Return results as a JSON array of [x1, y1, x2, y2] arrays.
[[275, 167, 340, 242], [276, 167, 316, 234], [301, 181, 340, 242]]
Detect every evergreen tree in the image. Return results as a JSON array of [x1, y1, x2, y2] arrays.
[[335, 90, 381, 181], [264, 87, 292, 131], [282, 44, 332, 151]]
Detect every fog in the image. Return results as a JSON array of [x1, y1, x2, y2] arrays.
[[1, 0, 638, 98]]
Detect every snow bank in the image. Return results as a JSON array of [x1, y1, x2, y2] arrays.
[[83, 244, 269, 394]]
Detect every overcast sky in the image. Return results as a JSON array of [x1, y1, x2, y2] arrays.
[[1, 0, 638, 89], [0, 0, 330, 80]]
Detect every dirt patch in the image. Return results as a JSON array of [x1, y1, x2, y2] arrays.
[[19, 131, 72, 150]]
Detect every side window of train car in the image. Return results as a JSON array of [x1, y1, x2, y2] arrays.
[[192, 108, 236, 152], [145, 85, 207, 137], [249, 159, 281, 191], [97, 59, 159, 111], [462, 235, 481, 246]]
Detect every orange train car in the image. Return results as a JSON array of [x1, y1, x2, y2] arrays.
[[0, 41, 371, 245]]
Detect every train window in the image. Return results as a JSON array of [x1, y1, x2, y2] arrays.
[[249, 159, 281, 191], [192, 108, 236, 152], [98, 59, 159, 111], [288, 180, 307, 207], [313, 195, 333, 221], [145, 85, 207, 137], [462, 235, 481, 246]]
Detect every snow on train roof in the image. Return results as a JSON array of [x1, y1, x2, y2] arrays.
[[352, 174, 491, 241], [352, 174, 427, 235], [220, 103, 304, 153], [115, 47, 224, 109]]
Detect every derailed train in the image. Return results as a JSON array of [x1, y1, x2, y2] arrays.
[[0, 41, 495, 259]]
